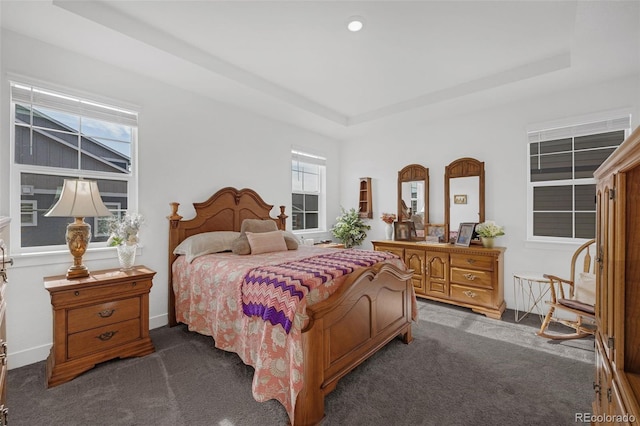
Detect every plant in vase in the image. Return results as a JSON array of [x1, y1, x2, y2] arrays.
[[331, 207, 371, 248], [380, 213, 396, 240], [474, 220, 505, 248], [107, 212, 144, 270]]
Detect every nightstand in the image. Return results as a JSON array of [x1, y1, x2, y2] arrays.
[[44, 266, 155, 387]]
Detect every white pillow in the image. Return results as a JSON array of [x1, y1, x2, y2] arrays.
[[173, 231, 240, 263], [246, 230, 288, 255], [574, 272, 596, 306]]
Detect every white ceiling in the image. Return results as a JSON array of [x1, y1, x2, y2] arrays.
[[2, 1, 639, 139]]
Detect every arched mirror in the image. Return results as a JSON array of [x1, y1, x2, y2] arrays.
[[444, 157, 485, 240], [398, 164, 429, 232]]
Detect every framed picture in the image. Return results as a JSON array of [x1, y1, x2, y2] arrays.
[[455, 222, 477, 247], [426, 223, 446, 243], [454, 194, 467, 204], [394, 221, 415, 241]]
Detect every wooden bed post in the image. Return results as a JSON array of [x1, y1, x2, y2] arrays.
[[277, 205, 288, 230], [167, 202, 183, 327]]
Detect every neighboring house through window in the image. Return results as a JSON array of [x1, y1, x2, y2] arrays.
[[527, 114, 630, 242], [291, 149, 326, 232], [10, 81, 138, 252]]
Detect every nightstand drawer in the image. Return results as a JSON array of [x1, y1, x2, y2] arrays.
[[52, 279, 151, 306], [450, 253, 494, 271], [450, 268, 493, 289], [67, 298, 140, 333], [68, 318, 141, 359], [450, 284, 493, 308]]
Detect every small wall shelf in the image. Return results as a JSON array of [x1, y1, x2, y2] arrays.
[[358, 177, 373, 219]]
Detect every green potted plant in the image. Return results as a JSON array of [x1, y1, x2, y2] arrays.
[[331, 207, 371, 248]]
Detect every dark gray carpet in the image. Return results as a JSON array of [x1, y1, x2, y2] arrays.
[[8, 300, 594, 425]]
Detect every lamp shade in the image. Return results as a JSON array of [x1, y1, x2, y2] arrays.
[[45, 179, 112, 218]]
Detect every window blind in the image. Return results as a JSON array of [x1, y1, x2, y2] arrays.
[[11, 82, 138, 127]]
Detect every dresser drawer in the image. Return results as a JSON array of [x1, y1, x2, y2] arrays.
[[52, 279, 151, 306], [375, 246, 405, 260], [68, 297, 140, 333], [450, 284, 494, 308], [68, 318, 141, 359], [450, 268, 493, 289], [450, 253, 494, 271]]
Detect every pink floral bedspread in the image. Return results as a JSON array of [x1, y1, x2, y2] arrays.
[[172, 246, 410, 422]]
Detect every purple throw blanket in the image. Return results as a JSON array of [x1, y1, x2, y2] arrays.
[[241, 249, 398, 333]]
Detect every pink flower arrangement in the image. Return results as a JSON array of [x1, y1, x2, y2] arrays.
[[380, 213, 397, 224]]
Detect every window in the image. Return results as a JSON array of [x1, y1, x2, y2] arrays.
[[527, 116, 629, 241], [10, 82, 138, 251], [291, 149, 326, 231]]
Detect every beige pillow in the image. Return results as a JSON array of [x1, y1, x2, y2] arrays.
[[173, 231, 240, 263], [246, 231, 288, 255], [574, 272, 596, 306], [231, 219, 298, 254]]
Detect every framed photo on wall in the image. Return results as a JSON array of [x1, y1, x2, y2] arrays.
[[455, 222, 477, 247]]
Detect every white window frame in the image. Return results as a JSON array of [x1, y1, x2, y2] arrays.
[[291, 149, 326, 233], [526, 110, 631, 243], [9, 79, 139, 254]]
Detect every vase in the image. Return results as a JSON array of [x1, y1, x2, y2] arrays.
[[481, 237, 495, 248], [117, 243, 137, 270], [385, 223, 394, 240]]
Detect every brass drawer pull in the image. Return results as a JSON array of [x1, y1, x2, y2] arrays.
[[463, 273, 477, 281], [131, 282, 137, 287], [74, 291, 80, 296], [97, 331, 118, 341], [466, 258, 476, 264], [463, 290, 477, 298], [98, 309, 115, 318]]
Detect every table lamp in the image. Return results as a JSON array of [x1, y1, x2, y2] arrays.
[[45, 179, 112, 279]]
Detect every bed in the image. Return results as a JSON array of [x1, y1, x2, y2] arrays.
[[167, 187, 416, 425]]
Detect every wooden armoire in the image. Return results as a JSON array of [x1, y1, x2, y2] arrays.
[[592, 125, 640, 423]]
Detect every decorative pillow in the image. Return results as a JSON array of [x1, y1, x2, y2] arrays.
[[574, 272, 596, 306], [173, 231, 240, 263], [245, 231, 288, 255], [281, 230, 299, 250], [231, 219, 298, 254]]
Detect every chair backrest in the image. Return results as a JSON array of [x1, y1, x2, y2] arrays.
[[571, 239, 596, 305]]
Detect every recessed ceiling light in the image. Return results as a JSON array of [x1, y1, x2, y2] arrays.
[[347, 16, 364, 32]]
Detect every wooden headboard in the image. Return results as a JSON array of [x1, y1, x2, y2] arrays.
[[167, 187, 287, 326]]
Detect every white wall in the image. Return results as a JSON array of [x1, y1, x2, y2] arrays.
[[340, 73, 640, 313], [0, 30, 341, 368]]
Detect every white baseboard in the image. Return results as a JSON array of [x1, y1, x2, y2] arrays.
[[8, 343, 51, 370], [9, 314, 169, 370]]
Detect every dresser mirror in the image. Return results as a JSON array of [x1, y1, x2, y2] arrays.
[[444, 157, 485, 240], [397, 164, 429, 232]]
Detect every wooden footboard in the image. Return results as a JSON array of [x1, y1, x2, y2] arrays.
[[293, 262, 414, 426]]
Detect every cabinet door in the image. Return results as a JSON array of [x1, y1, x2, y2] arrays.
[[425, 252, 448, 297], [405, 249, 426, 295], [596, 174, 615, 361]]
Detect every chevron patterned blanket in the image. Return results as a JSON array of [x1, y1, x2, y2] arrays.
[[241, 249, 398, 333]]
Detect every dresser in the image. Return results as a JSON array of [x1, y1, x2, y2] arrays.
[[592, 126, 640, 423], [372, 240, 505, 319], [0, 217, 9, 425], [44, 266, 155, 387]]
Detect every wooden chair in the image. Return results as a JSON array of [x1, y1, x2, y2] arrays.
[[537, 239, 597, 340]]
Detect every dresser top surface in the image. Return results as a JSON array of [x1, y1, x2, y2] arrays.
[[44, 265, 156, 291]]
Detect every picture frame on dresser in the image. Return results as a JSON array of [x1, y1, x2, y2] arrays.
[[455, 222, 476, 247], [426, 223, 446, 243], [394, 221, 415, 241]]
